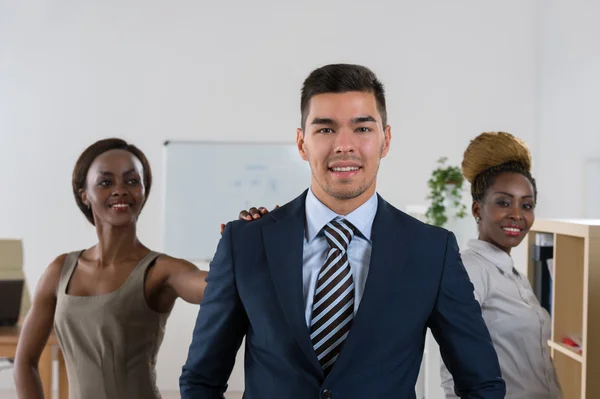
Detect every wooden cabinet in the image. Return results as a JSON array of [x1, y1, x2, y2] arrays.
[[525, 219, 600, 399]]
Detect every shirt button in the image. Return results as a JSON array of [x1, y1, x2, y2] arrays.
[[322, 389, 333, 399]]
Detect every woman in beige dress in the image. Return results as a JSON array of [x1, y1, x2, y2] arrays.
[[14, 138, 208, 399]]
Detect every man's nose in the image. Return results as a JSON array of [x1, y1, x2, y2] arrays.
[[334, 129, 355, 153]]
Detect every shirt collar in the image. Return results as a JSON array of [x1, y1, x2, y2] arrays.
[[305, 188, 378, 242], [466, 239, 515, 275]]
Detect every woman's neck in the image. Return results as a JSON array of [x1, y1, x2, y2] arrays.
[[93, 223, 144, 266], [477, 234, 511, 255]]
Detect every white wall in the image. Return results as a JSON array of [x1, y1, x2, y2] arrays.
[[535, 0, 600, 219], [0, 0, 539, 392]]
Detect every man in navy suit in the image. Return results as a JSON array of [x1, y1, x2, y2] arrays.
[[180, 64, 505, 398]]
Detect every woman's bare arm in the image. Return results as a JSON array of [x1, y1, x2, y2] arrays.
[[14, 255, 66, 399], [164, 257, 207, 305], [145, 256, 207, 312]]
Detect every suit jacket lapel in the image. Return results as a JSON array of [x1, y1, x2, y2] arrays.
[[262, 190, 323, 374], [330, 195, 412, 375]]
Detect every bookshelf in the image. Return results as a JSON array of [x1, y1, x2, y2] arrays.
[[525, 219, 600, 399]]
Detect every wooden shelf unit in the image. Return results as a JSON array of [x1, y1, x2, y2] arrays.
[[525, 219, 600, 399]]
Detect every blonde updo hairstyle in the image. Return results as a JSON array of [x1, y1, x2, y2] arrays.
[[461, 131, 537, 202]]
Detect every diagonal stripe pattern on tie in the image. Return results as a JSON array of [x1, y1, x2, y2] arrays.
[[310, 217, 356, 374]]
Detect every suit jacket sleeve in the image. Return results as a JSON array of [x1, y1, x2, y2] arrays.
[[440, 252, 494, 398], [180, 222, 248, 399], [427, 231, 506, 399]]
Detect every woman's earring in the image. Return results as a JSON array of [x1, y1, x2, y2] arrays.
[[475, 216, 481, 223]]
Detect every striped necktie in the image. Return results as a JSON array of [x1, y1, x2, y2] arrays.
[[310, 217, 356, 374]]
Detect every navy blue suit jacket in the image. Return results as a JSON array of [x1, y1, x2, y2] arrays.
[[180, 191, 505, 398]]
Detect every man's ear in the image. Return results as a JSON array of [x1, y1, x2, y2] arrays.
[[380, 124, 392, 158], [297, 128, 308, 161]]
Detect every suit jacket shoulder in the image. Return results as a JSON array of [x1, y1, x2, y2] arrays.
[[226, 190, 308, 246], [375, 194, 451, 243]]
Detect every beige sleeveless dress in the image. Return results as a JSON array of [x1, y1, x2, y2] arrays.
[[54, 250, 170, 399]]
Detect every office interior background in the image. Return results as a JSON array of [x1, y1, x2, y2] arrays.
[[1, 0, 599, 397]]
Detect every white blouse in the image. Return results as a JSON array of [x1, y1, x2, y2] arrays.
[[440, 239, 562, 399]]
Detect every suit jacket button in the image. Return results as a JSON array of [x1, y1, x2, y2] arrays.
[[322, 389, 333, 399]]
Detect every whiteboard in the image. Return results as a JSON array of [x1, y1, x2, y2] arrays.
[[163, 141, 311, 261], [585, 159, 600, 218]]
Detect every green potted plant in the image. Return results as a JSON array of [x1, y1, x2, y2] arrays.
[[425, 157, 467, 227]]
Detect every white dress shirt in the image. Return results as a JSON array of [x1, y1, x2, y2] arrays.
[[440, 239, 563, 399], [302, 188, 377, 326]]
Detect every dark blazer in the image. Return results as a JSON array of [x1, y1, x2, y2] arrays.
[[180, 191, 505, 398]]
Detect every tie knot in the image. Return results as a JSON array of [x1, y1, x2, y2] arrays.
[[324, 218, 356, 251]]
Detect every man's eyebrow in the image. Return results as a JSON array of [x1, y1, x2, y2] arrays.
[[352, 115, 377, 124], [311, 117, 335, 125]]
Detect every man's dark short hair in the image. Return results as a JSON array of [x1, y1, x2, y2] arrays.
[[300, 64, 387, 130]]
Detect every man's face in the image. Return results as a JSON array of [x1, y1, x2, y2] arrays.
[[297, 91, 391, 207]]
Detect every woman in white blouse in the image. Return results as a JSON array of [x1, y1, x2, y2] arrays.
[[440, 131, 562, 398]]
